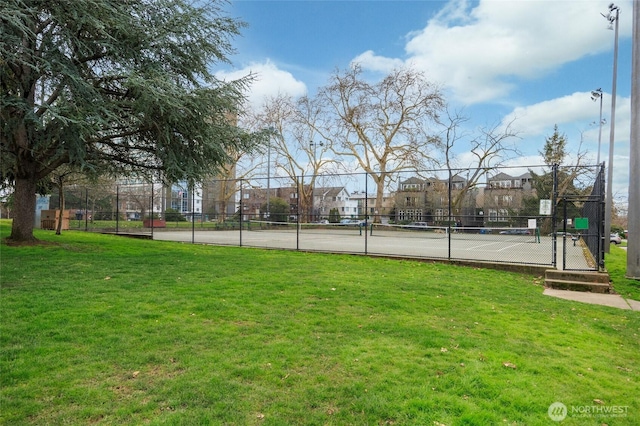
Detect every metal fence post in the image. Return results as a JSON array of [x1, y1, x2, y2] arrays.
[[84, 188, 88, 231], [551, 164, 558, 268], [191, 182, 195, 244], [116, 185, 120, 234], [364, 173, 368, 255]]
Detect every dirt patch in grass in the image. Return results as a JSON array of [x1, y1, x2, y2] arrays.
[[2, 237, 58, 247]]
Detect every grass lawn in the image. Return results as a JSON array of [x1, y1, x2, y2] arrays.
[[1, 220, 639, 425], [607, 246, 640, 301]]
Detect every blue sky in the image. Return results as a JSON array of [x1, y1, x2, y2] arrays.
[[217, 0, 635, 207]]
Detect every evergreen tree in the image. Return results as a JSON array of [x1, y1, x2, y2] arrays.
[[1, 0, 262, 241]]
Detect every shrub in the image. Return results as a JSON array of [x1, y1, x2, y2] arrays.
[[164, 208, 186, 222]]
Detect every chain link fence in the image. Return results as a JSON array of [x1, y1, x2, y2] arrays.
[[50, 164, 604, 270]]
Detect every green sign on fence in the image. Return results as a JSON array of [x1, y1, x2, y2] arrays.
[[574, 217, 589, 229]]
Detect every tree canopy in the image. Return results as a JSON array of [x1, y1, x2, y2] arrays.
[[296, 65, 444, 222], [1, 0, 259, 241]]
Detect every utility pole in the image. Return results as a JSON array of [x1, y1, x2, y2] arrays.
[[604, 3, 620, 254], [628, 0, 640, 279]]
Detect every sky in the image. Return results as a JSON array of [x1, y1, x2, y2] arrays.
[[215, 0, 636, 209]]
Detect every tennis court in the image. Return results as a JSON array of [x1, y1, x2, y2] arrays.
[[151, 221, 592, 270]]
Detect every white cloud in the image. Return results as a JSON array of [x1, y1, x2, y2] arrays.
[[216, 60, 307, 111], [502, 92, 603, 137], [501, 91, 631, 145], [350, 50, 405, 73], [356, 0, 633, 104], [497, 92, 632, 199]]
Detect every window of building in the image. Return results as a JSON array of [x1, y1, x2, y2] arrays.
[[435, 208, 449, 221]]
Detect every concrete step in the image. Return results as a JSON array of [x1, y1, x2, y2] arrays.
[[545, 270, 612, 293], [545, 270, 610, 283]]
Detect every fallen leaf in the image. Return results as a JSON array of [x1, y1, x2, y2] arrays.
[[502, 362, 517, 369], [132, 371, 140, 378]]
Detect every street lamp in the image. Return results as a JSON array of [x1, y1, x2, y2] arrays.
[[627, 0, 639, 278], [266, 138, 271, 219], [309, 141, 324, 221], [603, 2, 620, 253], [310, 140, 324, 162], [590, 88, 604, 165]]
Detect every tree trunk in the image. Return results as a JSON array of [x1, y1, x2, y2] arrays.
[[374, 175, 385, 223], [10, 176, 38, 242], [56, 178, 64, 235]]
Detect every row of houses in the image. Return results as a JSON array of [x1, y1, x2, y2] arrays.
[[113, 171, 537, 226], [239, 171, 537, 226]]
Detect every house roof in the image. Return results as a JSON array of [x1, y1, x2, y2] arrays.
[[313, 187, 348, 197]]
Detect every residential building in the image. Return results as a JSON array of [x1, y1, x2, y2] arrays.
[[349, 191, 394, 221], [394, 175, 478, 225], [483, 172, 536, 225], [312, 187, 358, 220], [240, 186, 299, 221]]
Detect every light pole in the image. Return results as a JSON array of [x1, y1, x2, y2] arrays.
[[310, 140, 324, 161], [266, 131, 273, 220], [265, 127, 277, 218], [603, 3, 620, 253], [590, 88, 604, 165], [310, 141, 324, 221], [628, 0, 639, 279]]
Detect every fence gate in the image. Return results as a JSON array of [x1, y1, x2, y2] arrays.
[[559, 167, 605, 271]]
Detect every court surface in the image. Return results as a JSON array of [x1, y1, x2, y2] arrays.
[[151, 226, 592, 270]]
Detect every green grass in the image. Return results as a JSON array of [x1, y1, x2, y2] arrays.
[[606, 246, 640, 301], [1, 220, 639, 425]]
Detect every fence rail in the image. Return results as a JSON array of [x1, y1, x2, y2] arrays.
[[52, 164, 604, 271]]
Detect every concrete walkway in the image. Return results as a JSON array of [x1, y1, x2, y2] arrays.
[[543, 288, 640, 311]]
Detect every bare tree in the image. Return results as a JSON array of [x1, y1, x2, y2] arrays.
[[248, 94, 338, 221], [306, 65, 444, 222], [440, 109, 521, 211]]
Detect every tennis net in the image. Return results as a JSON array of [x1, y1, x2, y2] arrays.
[[246, 220, 366, 235], [370, 223, 540, 242]]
